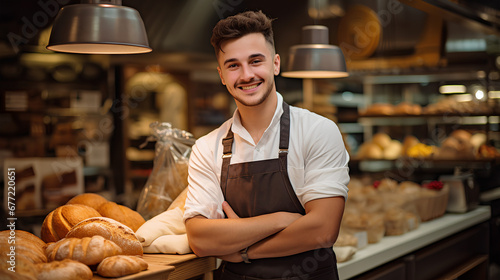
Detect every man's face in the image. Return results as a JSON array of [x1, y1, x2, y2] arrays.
[[217, 33, 280, 107]]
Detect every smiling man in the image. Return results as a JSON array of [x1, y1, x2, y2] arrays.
[[184, 10, 350, 280]]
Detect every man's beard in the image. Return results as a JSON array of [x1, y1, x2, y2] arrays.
[[232, 79, 274, 107]]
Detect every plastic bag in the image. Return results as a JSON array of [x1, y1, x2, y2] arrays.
[[136, 122, 196, 220]]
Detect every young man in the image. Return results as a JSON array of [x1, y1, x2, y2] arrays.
[[184, 10, 349, 280]]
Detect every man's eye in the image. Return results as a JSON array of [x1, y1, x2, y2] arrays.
[[251, 60, 262, 64], [228, 64, 237, 68]]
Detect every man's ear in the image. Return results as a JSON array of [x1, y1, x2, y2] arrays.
[[217, 67, 226, 85], [274, 54, 280, 76]]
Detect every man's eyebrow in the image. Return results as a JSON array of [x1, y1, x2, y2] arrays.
[[223, 53, 266, 66]]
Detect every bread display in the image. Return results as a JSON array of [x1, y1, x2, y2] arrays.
[[96, 255, 148, 278], [342, 212, 385, 244], [46, 235, 122, 265], [41, 204, 101, 243], [384, 208, 409, 236], [36, 259, 93, 280], [393, 102, 422, 115], [356, 133, 403, 160], [97, 201, 146, 232], [66, 193, 109, 211], [360, 103, 394, 116], [66, 217, 143, 256]]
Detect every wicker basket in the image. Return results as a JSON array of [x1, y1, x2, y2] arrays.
[[415, 184, 449, 222]]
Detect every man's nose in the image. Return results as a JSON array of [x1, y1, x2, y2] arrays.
[[240, 64, 255, 81]]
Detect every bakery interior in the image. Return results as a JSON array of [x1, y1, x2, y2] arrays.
[[1, 0, 500, 279]]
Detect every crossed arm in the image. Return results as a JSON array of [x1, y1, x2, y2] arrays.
[[185, 196, 345, 262]]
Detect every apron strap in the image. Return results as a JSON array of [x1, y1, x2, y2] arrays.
[[221, 126, 234, 197]]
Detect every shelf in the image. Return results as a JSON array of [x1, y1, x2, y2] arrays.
[[337, 206, 491, 279], [358, 114, 500, 126], [349, 158, 499, 173]]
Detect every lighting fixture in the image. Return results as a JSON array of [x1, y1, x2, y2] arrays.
[[47, 0, 152, 54], [282, 25, 348, 79], [439, 85, 467, 94]]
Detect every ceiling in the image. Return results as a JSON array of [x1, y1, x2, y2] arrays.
[[0, 0, 499, 74]]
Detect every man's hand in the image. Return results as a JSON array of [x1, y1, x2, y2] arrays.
[[222, 201, 239, 219]]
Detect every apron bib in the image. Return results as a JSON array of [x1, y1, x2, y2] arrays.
[[219, 102, 339, 280]]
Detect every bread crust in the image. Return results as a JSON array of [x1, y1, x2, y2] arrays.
[[98, 201, 146, 232], [41, 204, 101, 243], [66, 193, 109, 211], [66, 217, 143, 256], [36, 259, 93, 280], [97, 255, 148, 278], [46, 235, 122, 265]]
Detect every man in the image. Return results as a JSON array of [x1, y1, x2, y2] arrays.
[[184, 10, 349, 280]]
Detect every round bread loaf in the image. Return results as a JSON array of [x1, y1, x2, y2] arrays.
[[97, 255, 148, 278], [36, 259, 93, 280], [0, 254, 37, 280], [66, 193, 109, 211], [66, 217, 143, 256], [98, 201, 146, 232], [41, 204, 102, 243], [46, 235, 122, 265]]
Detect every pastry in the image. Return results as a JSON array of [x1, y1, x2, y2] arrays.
[[36, 259, 93, 280]]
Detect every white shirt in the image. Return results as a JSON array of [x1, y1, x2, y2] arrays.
[[184, 92, 350, 221]]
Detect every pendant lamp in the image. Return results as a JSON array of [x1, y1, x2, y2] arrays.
[[282, 25, 348, 78], [47, 0, 152, 54]]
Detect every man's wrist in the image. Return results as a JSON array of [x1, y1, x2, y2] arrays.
[[240, 247, 251, 263]]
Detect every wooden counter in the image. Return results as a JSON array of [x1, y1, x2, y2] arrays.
[[93, 254, 217, 280]]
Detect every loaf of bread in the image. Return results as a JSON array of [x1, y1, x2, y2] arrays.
[[98, 201, 146, 232], [46, 235, 122, 265], [97, 255, 148, 278], [36, 259, 93, 280], [0, 254, 37, 280], [41, 204, 101, 243], [0, 231, 47, 264], [0, 230, 46, 250], [66, 217, 143, 256], [66, 193, 109, 211]]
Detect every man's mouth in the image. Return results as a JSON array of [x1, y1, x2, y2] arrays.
[[238, 82, 262, 90]]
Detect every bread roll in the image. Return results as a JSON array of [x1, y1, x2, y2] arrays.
[[98, 201, 146, 232], [402, 135, 419, 156], [46, 235, 122, 265], [97, 255, 148, 278], [357, 142, 383, 159], [41, 204, 101, 243], [372, 133, 392, 150], [167, 187, 188, 212], [383, 140, 402, 160], [66, 217, 143, 256], [36, 259, 93, 280], [362, 103, 394, 116], [66, 193, 109, 211], [0, 254, 37, 280]]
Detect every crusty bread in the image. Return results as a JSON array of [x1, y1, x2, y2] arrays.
[[66, 217, 143, 256], [41, 204, 101, 243], [0, 254, 37, 280], [97, 255, 148, 278], [98, 201, 146, 232], [167, 187, 188, 212], [0, 232, 47, 264], [66, 193, 109, 211], [36, 259, 93, 280], [0, 230, 46, 250], [46, 235, 122, 265]]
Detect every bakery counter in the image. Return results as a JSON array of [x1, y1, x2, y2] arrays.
[[93, 254, 217, 280], [337, 206, 491, 279]]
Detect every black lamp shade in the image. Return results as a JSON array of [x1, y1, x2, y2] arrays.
[[47, 3, 152, 54], [282, 25, 348, 78]]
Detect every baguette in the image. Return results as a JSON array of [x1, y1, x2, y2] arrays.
[[41, 204, 101, 243], [97, 255, 148, 278], [36, 259, 92, 280], [46, 235, 122, 265], [66, 217, 143, 256]]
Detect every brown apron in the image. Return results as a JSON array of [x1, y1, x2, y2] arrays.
[[219, 102, 339, 280]]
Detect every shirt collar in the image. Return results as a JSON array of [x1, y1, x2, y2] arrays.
[[231, 92, 284, 145]]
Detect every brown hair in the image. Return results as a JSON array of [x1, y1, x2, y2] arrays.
[[211, 10, 275, 57]]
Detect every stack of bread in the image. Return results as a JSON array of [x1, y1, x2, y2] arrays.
[[356, 133, 403, 160], [0, 193, 150, 279], [360, 102, 422, 116]]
